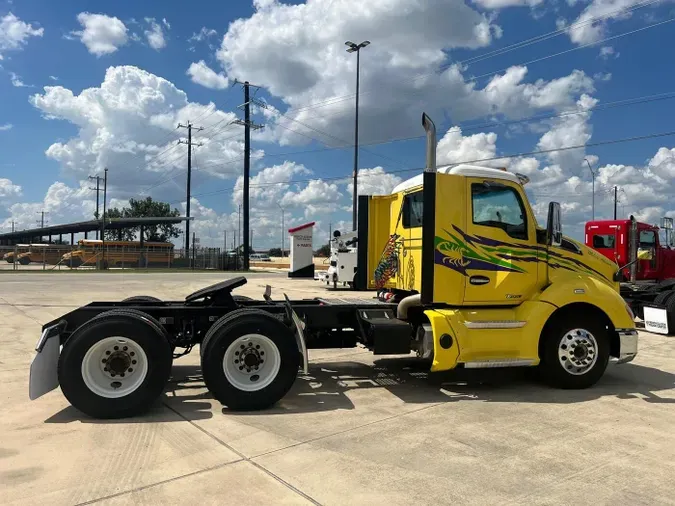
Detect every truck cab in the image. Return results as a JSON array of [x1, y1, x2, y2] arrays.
[[585, 218, 675, 282], [358, 113, 637, 387]]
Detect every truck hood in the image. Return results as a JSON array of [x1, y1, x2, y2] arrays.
[[551, 236, 619, 290]]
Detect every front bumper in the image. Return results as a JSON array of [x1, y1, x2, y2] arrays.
[[613, 328, 638, 364]]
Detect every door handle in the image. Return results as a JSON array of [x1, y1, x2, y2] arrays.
[[469, 275, 490, 286]]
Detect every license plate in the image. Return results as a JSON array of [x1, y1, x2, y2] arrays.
[[29, 335, 60, 400], [644, 306, 669, 335]]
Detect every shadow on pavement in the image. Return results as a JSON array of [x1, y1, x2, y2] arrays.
[[227, 357, 675, 415], [44, 358, 675, 422]]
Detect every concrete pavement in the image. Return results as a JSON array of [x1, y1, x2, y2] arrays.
[[1, 271, 674, 505]]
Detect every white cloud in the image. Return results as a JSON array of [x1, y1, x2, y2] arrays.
[[593, 72, 612, 81], [0, 177, 22, 198], [0, 12, 43, 59], [189, 27, 217, 43], [29, 66, 254, 200], [73, 12, 128, 56], [186, 60, 229, 89], [49, 75, 59, 81], [214, 0, 595, 148], [436, 127, 500, 166], [0, 123, 12, 131], [144, 17, 167, 50], [566, 0, 653, 46], [346, 167, 403, 198], [472, 0, 543, 7], [9, 71, 32, 87]]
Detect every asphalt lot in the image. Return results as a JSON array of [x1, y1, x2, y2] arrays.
[[1, 271, 675, 505]]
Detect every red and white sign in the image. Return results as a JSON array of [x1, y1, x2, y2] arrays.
[[288, 222, 315, 278]]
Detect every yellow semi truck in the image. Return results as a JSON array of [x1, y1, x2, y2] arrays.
[[29, 112, 638, 419]]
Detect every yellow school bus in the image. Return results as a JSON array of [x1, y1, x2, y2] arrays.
[[3, 244, 31, 263], [61, 239, 174, 268], [16, 244, 72, 265]]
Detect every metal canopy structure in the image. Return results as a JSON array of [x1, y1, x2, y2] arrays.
[[0, 217, 193, 245]]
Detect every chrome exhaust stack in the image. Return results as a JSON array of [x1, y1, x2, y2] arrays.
[[422, 113, 437, 173]]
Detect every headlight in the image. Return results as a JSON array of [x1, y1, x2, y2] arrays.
[[625, 301, 635, 321]]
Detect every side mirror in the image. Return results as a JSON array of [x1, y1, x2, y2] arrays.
[[546, 202, 562, 247], [333, 230, 341, 238], [637, 248, 653, 261]]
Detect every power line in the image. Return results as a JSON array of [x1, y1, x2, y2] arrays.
[[177, 128, 675, 202], [170, 89, 675, 181]]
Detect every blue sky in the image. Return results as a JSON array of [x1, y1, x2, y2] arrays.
[[1, 0, 675, 246]]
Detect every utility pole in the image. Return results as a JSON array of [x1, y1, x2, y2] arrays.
[[238, 204, 241, 252], [585, 159, 596, 221], [233, 80, 264, 270], [178, 121, 203, 260], [614, 186, 618, 220], [101, 168, 108, 268], [346, 40, 370, 231], [11, 220, 15, 233], [88, 175, 102, 239], [36, 210, 49, 229]]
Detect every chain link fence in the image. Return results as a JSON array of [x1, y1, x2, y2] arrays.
[[0, 244, 246, 271]]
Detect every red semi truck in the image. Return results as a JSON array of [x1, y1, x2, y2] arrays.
[[586, 216, 675, 333]]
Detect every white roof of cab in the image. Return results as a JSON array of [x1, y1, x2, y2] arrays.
[[391, 164, 522, 194]]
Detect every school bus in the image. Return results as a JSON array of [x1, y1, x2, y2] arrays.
[[3, 244, 30, 263], [16, 244, 72, 265], [61, 239, 174, 268]]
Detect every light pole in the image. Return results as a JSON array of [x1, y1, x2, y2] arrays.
[[585, 158, 596, 220], [277, 203, 285, 258], [346, 40, 370, 231]]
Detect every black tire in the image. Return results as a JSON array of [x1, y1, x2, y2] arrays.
[[538, 317, 610, 389], [232, 295, 253, 302], [18, 256, 30, 265], [200, 308, 299, 410], [122, 295, 163, 303], [653, 290, 675, 307], [58, 310, 173, 419]]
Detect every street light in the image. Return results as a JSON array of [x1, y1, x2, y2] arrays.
[[585, 158, 596, 220], [346, 40, 370, 231], [277, 203, 285, 258]]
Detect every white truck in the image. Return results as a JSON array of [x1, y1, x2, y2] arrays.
[[321, 230, 358, 289]]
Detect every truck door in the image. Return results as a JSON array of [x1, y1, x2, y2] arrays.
[[637, 228, 660, 280], [463, 178, 541, 304]]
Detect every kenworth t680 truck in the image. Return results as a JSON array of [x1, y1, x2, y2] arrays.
[[29, 113, 638, 419]]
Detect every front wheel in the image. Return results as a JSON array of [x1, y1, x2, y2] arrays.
[[58, 310, 173, 418], [200, 309, 299, 410], [538, 319, 609, 389]]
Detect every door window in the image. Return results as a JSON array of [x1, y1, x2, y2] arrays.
[[471, 184, 528, 240], [592, 234, 615, 248], [401, 191, 423, 229]]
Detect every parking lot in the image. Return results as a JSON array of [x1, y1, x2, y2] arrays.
[[2, 271, 675, 505]]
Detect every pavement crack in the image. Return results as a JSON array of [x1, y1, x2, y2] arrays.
[[73, 459, 244, 505], [250, 402, 444, 461], [161, 401, 322, 506]]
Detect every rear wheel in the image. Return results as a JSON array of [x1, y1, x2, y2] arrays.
[[654, 290, 675, 307], [18, 256, 30, 265], [200, 309, 299, 410], [58, 310, 173, 419], [122, 295, 162, 303], [538, 318, 609, 389]]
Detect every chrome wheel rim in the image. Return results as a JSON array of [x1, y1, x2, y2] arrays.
[[81, 336, 148, 398], [222, 334, 281, 392], [558, 328, 598, 375]]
